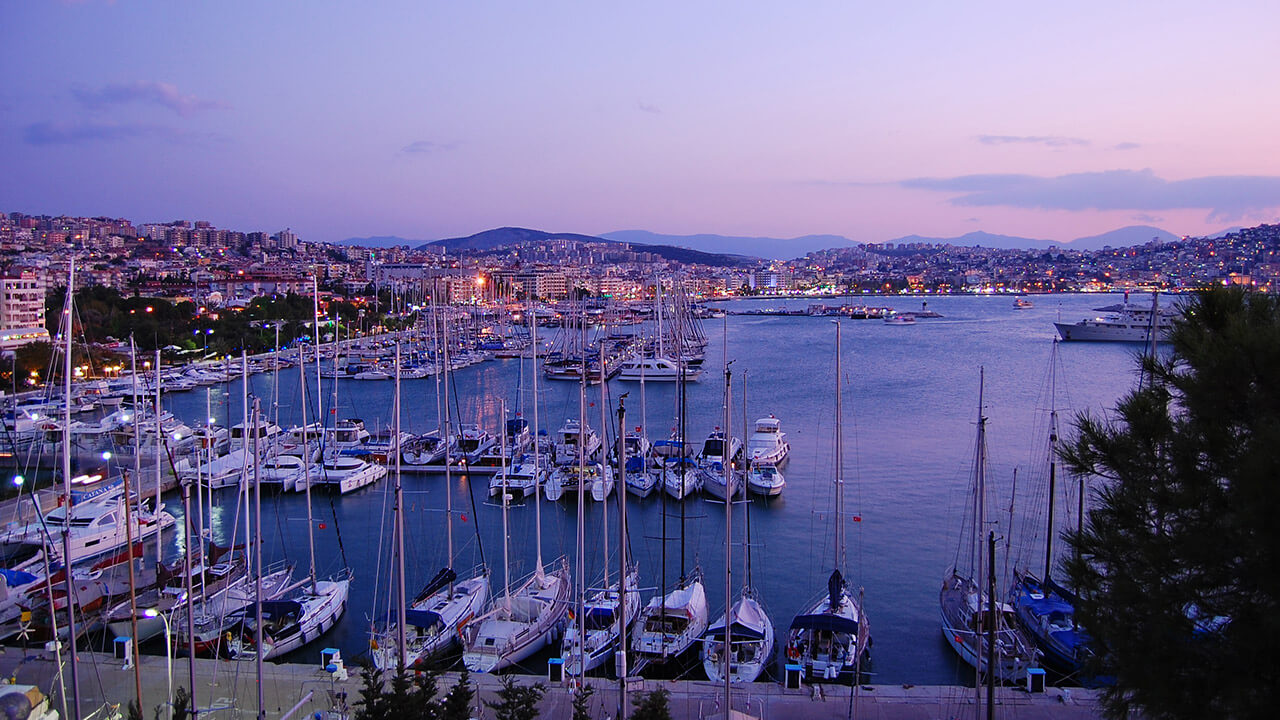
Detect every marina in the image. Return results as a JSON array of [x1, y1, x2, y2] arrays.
[[1, 292, 1144, 692]]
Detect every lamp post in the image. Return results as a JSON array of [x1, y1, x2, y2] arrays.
[[143, 607, 173, 718]]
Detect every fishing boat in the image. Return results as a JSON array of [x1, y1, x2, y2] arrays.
[[940, 371, 1039, 683], [783, 323, 871, 685], [745, 415, 789, 465], [1014, 296, 1034, 309]]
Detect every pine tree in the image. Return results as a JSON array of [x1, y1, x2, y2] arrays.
[[353, 664, 388, 720], [571, 683, 596, 720], [1063, 287, 1280, 720], [629, 687, 672, 720], [440, 669, 475, 720], [484, 675, 547, 720]]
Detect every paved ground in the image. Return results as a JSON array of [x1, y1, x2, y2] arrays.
[[1, 646, 1105, 719]]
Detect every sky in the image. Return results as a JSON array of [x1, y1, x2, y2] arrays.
[[3, 1, 1279, 246]]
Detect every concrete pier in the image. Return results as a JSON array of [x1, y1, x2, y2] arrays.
[[0, 647, 1105, 719]]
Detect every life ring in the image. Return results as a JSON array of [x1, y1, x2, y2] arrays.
[[787, 645, 800, 661]]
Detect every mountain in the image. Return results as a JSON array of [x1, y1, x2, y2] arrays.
[[602, 230, 854, 260], [337, 235, 424, 248], [888, 231, 1050, 250], [888, 226, 1178, 251], [416, 226, 755, 267], [1067, 225, 1179, 251], [415, 227, 605, 253]]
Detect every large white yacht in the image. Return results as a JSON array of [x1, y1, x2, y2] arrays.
[[615, 356, 701, 382], [746, 415, 789, 465], [1054, 293, 1176, 342]]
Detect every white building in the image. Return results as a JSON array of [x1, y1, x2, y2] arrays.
[[0, 270, 49, 350]]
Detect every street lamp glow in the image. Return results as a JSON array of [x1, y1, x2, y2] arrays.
[[101, 451, 112, 460]]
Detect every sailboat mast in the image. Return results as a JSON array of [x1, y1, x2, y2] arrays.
[[974, 369, 987, 709], [529, 307, 543, 568], [1044, 343, 1060, 582], [307, 279, 323, 590], [297, 344, 317, 591], [394, 342, 407, 668], [722, 366, 733, 712], [835, 322, 844, 573], [434, 288, 455, 585], [500, 401, 511, 602], [742, 372, 752, 587], [181, 467, 198, 717], [615, 394, 629, 718], [155, 347, 163, 564], [575, 316, 587, 675], [599, 342, 609, 588], [59, 260, 82, 720], [252, 398, 265, 719]]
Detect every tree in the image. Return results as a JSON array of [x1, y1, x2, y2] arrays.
[[354, 665, 390, 720], [570, 683, 595, 720], [629, 687, 672, 720], [440, 669, 475, 720], [483, 675, 546, 720], [1062, 287, 1280, 720]]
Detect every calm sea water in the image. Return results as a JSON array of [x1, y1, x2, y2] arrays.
[[159, 293, 1145, 684]]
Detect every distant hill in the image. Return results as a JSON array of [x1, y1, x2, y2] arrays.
[[337, 235, 423, 248], [416, 226, 755, 267], [1067, 225, 1179, 250], [888, 225, 1178, 251], [601, 230, 855, 260], [415, 227, 606, 253]]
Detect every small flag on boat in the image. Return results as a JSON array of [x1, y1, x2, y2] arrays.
[[461, 513, 468, 522], [852, 515, 862, 522], [319, 522, 327, 530]]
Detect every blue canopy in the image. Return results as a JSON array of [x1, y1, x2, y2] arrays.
[[405, 609, 444, 629], [789, 613, 861, 635]]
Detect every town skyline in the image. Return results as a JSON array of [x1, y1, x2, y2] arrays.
[[5, 2, 1279, 247]]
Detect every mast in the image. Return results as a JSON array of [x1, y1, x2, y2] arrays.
[[125, 338, 143, 711], [308, 279, 324, 590], [252, 398, 265, 720], [986, 531, 997, 720], [722, 365, 733, 712], [574, 315, 587, 676], [615, 393, 630, 718], [181, 464, 198, 717], [973, 369, 987, 710], [599, 341, 609, 588], [297, 342, 317, 591], [1043, 342, 1060, 582], [835, 322, 844, 575], [434, 287, 456, 590], [154, 347, 163, 564], [500, 401, 511, 604], [60, 258, 82, 720], [529, 305, 543, 569], [394, 342, 407, 668]]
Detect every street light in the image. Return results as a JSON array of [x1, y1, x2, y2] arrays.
[[142, 608, 173, 718]]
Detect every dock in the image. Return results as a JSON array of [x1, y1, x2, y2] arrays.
[[0, 649, 1106, 719]]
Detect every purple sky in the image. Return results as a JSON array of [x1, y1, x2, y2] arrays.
[[3, 1, 1279, 245]]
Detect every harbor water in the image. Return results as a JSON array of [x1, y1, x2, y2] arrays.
[[149, 292, 1143, 685]]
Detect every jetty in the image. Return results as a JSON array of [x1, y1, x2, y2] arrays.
[[0, 649, 1105, 719]]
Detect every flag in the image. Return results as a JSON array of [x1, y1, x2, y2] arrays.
[[461, 513, 468, 523], [852, 515, 862, 522], [319, 522, 327, 530]]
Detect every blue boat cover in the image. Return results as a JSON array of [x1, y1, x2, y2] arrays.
[[789, 613, 860, 635], [405, 609, 443, 629]]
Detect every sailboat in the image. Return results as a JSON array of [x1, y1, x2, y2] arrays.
[[1008, 342, 1096, 678], [224, 287, 351, 661], [633, 324, 708, 672], [561, 361, 641, 677], [702, 370, 774, 684], [460, 309, 570, 673], [783, 322, 871, 684], [371, 334, 490, 670], [939, 369, 1039, 682]]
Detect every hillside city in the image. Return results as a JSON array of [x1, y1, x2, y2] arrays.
[[3, 209, 1278, 356]]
